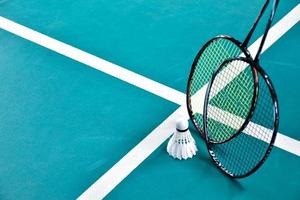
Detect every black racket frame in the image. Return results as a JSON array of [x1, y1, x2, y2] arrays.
[[202, 0, 280, 178], [202, 58, 259, 144], [204, 57, 279, 178], [187, 0, 279, 140], [187, 36, 251, 139]]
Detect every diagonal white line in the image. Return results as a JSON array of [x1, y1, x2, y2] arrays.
[[0, 16, 186, 106], [78, 105, 188, 200], [0, 4, 299, 200]]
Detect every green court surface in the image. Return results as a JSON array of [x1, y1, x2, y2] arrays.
[[0, 0, 299, 199]]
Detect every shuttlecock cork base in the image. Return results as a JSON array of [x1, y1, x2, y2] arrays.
[[167, 118, 198, 160]]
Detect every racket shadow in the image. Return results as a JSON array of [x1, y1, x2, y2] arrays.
[[190, 128, 245, 191]]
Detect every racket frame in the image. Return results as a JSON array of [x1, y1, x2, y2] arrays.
[[187, 0, 279, 141], [204, 57, 279, 178], [202, 57, 259, 144], [186, 0, 280, 178], [186, 35, 251, 139]]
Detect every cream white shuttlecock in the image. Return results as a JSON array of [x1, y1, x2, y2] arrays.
[[167, 118, 198, 160]]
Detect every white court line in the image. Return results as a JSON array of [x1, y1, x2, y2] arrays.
[[77, 4, 300, 200], [0, 16, 185, 106], [0, 4, 299, 199], [78, 105, 188, 200]]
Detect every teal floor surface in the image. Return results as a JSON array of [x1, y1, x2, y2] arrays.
[[0, 0, 299, 199]]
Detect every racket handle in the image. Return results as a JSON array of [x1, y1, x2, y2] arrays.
[[242, 0, 279, 62], [254, 0, 279, 62]]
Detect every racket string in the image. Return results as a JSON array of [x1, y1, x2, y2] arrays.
[[190, 38, 242, 96], [206, 60, 255, 142], [189, 39, 243, 132], [209, 63, 277, 177]]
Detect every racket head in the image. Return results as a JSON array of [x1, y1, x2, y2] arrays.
[[203, 57, 259, 144], [186, 35, 251, 138], [203, 57, 279, 178]]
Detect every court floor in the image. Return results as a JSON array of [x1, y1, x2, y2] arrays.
[[0, 0, 300, 199]]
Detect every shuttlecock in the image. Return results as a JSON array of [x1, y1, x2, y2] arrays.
[[167, 118, 198, 160]]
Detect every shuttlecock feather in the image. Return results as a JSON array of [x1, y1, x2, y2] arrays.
[[167, 118, 197, 160]]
